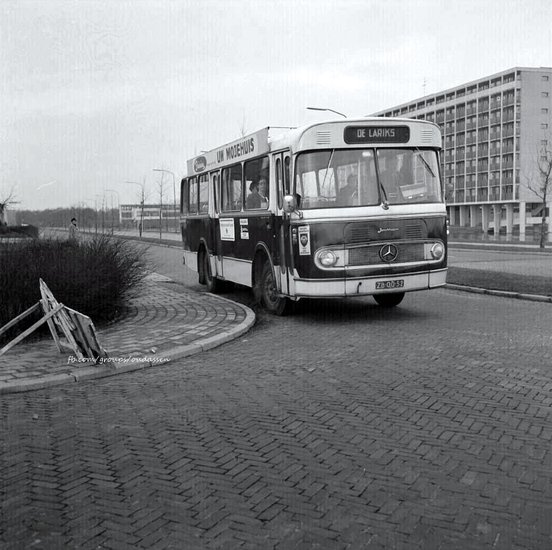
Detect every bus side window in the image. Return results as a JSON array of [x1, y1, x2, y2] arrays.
[[222, 164, 243, 211], [276, 157, 283, 209], [245, 156, 269, 210], [284, 155, 299, 206], [189, 177, 198, 214], [198, 174, 209, 213], [181, 179, 188, 214], [211, 172, 219, 213], [284, 156, 290, 195]]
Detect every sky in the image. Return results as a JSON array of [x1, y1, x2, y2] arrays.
[[1, 0, 551, 210]]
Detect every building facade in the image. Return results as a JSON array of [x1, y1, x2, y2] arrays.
[[120, 203, 179, 231], [372, 67, 552, 238]]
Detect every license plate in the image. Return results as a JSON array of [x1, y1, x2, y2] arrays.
[[375, 279, 404, 290]]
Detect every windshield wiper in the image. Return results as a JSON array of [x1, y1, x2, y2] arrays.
[[379, 181, 389, 209], [375, 156, 389, 209], [416, 148, 436, 177]]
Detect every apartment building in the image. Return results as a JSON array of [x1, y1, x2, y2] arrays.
[[372, 67, 552, 238]]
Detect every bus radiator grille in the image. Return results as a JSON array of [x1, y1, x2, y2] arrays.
[[344, 220, 426, 243], [348, 242, 425, 266]]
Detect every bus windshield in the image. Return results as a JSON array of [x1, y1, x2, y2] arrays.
[[295, 148, 442, 209]]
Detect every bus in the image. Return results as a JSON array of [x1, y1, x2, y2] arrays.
[[180, 118, 447, 314]]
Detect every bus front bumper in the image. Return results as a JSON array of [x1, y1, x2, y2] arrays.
[[291, 269, 447, 298]]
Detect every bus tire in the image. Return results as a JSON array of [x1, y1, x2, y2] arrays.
[[374, 292, 405, 308], [260, 261, 290, 315], [203, 249, 222, 293], [198, 249, 206, 285]]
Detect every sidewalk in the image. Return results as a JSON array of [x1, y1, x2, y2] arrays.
[[0, 273, 255, 394]]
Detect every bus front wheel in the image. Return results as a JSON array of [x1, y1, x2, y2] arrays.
[[260, 262, 290, 315], [198, 250, 206, 285], [374, 292, 405, 308]]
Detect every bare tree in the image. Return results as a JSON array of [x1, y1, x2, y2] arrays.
[[0, 185, 18, 226], [526, 139, 552, 248], [239, 111, 247, 137]]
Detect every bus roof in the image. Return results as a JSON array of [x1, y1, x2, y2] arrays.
[[186, 117, 441, 177]]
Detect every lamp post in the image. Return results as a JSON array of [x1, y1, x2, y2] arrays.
[[82, 198, 97, 232], [125, 181, 146, 238], [94, 194, 104, 234], [153, 168, 177, 233], [306, 106, 347, 118], [106, 189, 120, 233]]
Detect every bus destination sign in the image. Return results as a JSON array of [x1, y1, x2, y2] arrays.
[[344, 126, 410, 144]]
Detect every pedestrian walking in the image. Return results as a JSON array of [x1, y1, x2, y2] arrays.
[[68, 217, 79, 241]]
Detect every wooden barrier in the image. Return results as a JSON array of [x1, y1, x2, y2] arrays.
[[0, 279, 107, 362]]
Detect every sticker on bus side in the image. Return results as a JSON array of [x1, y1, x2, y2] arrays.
[[298, 226, 311, 256], [220, 219, 235, 241], [239, 219, 249, 240]]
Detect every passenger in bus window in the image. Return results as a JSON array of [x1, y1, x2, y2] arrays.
[[258, 178, 269, 207], [246, 178, 269, 209]]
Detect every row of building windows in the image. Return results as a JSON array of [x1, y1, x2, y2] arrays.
[[445, 153, 518, 169], [381, 73, 520, 116], [381, 71, 550, 117], [120, 208, 178, 218], [121, 204, 176, 211], [452, 185, 517, 202]]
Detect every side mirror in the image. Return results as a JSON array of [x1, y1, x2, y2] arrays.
[[283, 194, 296, 213]]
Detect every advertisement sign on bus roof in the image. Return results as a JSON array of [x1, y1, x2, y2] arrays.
[[187, 128, 270, 175], [344, 125, 410, 144]]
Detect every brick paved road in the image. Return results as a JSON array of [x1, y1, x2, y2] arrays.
[[2, 285, 552, 549]]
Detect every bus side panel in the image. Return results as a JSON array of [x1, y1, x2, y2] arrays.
[[239, 214, 279, 264], [215, 214, 278, 286], [182, 216, 213, 271]]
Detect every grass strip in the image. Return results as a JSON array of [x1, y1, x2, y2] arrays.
[[447, 267, 552, 297]]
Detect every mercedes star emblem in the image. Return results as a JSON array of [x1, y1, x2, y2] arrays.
[[379, 244, 399, 262]]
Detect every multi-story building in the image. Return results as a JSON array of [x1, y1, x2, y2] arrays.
[[371, 67, 552, 238]]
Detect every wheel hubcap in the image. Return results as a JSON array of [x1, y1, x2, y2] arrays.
[[264, 273, 277, 304]]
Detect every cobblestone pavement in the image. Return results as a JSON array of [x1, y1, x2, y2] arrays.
[[2, 287, 552, 549], [0, 274, 254, 393]]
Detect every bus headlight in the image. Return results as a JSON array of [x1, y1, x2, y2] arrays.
[[316, 249, 339, 267], [424, 242, 445, 260], [430, 242, 445, 260]]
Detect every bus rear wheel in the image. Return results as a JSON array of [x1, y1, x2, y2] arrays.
[[202, 249, 222, 293], [260, 262, 290, 315], [374, 292, 405, 308]]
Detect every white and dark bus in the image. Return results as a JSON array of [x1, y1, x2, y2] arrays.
[[180, 118, 447, 314]]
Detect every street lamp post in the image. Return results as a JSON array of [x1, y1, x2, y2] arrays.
[[82, 199, 97, 232], [125, 181, 146, 238], [106, 189, 120, 233], [306, 106, 348, 118], [94, 194, 104, 234], [153, 168, 177, 233]]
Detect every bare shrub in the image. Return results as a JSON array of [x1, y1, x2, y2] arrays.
[[0, 235, 150, 341]]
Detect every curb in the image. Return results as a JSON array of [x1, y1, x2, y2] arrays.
[[446, 283, 552, 303], [449, 241, 552, 253], [0, 295, 255, 395]]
